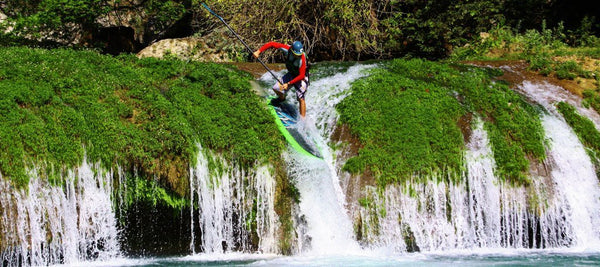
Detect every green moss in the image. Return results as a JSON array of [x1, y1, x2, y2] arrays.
[[337, 59, 465, 186], [557, 102, 600, 164], [358, 197, 372, 208], [126, 176, 188, 210], [337, 59, 545, 186], [554, 60, 581, 80], [354, 193, 379, 244], [0, 47, 284, 193], [583, 89, 600, 114]]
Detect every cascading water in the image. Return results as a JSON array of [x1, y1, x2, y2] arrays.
[[352, 79, 600, 252], [464, 121, 501, 248], [0, 160, 120, 266], [188, 145, 278, 254], [251, 63, 600, 254], [518, 80, 600, 248], [257, 64, 376, 255]]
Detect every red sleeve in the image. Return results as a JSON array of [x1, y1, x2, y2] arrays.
[[287, 53, 306, 85], [258, 41, 290, 52]]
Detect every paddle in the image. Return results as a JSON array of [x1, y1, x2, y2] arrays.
[[201, 2, 284, 86]]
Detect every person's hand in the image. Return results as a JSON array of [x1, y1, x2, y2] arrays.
[[253, 50, 260, 58], [281, 83, 289, 91]]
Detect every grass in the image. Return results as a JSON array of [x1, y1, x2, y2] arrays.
[[337, 58, 546, 186], [0, 46, 284, 197]]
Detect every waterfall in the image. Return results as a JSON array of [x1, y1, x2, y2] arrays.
[[256, 64, 377, 255], [0, 160, 120, 266], [353, 81, 600, 252], [189, 145, 277, 254], [3, 62, 600, 264], [540, 114, 600, 248], [517, 80, 600, 248], [514, 78, 600, 130], [464, 121, 501, 248]]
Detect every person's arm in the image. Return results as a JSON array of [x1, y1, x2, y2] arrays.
[[253, 42, 289, 58]]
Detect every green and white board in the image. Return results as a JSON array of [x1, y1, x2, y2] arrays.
[[267, 97, 323, 159]]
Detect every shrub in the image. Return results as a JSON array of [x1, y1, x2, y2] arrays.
[[527, 54, 553, 76]]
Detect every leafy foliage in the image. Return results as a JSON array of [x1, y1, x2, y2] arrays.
[[2, 0, 110, 43], [0, 47, 283, 191], [337, 59, 545, 186], [1, 0, 598, 60], [126, 175, 188, 209], [0, 0, 187, 47], [583, 88, 600, 114]]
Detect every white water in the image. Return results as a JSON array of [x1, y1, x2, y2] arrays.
[[188, 145, 277, 254], [253, 64, 600, 254], [324, 72, 600, 251], [258, 64, 376, 255], [541, 114, 600, 248], [0, 160, 120, 266], [517, 80, 600, 248], [356, 112, 600, 252], [515, 78, 600, 130], [464, 120, 501, 247]]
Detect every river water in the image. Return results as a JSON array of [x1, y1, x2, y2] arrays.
[[53, 250, 600, 266]]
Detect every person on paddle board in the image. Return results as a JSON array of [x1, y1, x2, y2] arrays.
[[253, 41, 309, 117]]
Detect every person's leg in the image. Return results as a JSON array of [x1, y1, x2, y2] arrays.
[[299, 98, 306, 117], [295, 78, 308, 117]]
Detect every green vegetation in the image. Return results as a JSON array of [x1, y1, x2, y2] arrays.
[[452, 21, 600, 115], [451, 22, 599, 73], [337, 59, 546, 186], [583, 89, 600, 113], [452, 21, 600, 61], [0, 46, 283, 193], [2, 1, 597, 60], [556, 102, 600, 164], [0, 0, 184, 46], [126, 175, 188, 210]]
